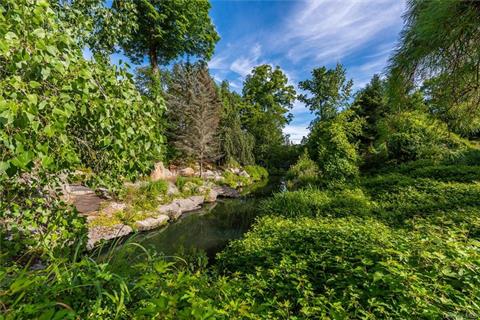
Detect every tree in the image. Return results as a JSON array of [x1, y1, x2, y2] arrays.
[[389, 0, 480, 135], [298, 63, 353, 123], [351, 74, 387, 150], [117, 0, 219, 74], [166, 63, 221, 174], [242, 65, 296, 165], [218, 81, 255, 165]]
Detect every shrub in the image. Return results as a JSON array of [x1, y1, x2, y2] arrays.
[[307, 110, 364, 186], [221, 171, 251, 188], [286, 150, 319, 188], [244, 165, 268, 181], [217, 216, 480, 319], [260, 187, 373, 219], [120, 180, 169, 214], [375, 111, 469, 163]]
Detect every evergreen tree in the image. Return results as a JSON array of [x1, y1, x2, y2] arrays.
[[166, 63, 221, 174], [218, 81, 255, 165]]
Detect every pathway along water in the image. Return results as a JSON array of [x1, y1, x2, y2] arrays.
[[99, 177, 283, 267]]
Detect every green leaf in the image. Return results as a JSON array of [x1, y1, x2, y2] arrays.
[[32, 28, 46, 39]]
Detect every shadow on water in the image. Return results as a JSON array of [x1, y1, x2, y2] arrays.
[[100, 176, 283, 268]]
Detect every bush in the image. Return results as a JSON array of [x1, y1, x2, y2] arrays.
[[286, 150, 319, 188], [217, 215, 480, 319], [244, 165, 268, 181], [307, 110, 364, 186], [260, 187, 373, 219], [221, 171, 251, 188], [375, 111, 469, 163]]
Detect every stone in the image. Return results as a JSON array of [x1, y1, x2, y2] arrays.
[[179, 167, 195, 177], [212, 185, 241, 198], [87, 224, 133, 249], [100, 202, 126, 215], [150, 162, 174, 181], [64, 185, 102, 214], [158, 195, 205, 220], [167, 181, 179, 195], [239, 170, 250, 178], [135, 214, 169, 231], [202, 170, 222, 181], [204, 189, 218, 202]]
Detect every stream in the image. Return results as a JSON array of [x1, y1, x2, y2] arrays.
[[100, 177, 283, 266]]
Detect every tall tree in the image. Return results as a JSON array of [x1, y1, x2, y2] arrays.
[[166, 63, 221, 174], [117, 0, 219, 74], [242, 65, 296, 165], [218, 81, 255, 165], [298, 63, 353, 124], [389, 0, 480, 135], [351, 74, 387, 149]]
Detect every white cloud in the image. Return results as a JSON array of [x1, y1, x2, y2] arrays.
[[282, 0, 405, 64], [284, 123, 309, 144]]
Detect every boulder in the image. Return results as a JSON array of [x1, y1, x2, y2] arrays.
[[213, 185, 241, 198], [65, 185, 103, 214], [150, 162, 174, 181], [167, 181, 179, 195], [158, 195, 205, 220], [204, 189, 218, 202], [135, 215, 169, 231], [202, 170, 222, 181], [179, 167, 195, 177], [87, 224, 133, 249]]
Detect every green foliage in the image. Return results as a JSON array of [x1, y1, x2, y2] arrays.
[[308, 109, 364, 186], [375, 111, 469, 163], [244, 165, 268, 182], [286, 150, 319, 188], [175, 176, 204, 195], [260, 187, 373, 219], [242, 64, 296, 165], [218, 214, 480, 319], [218, 81, 255, 166], [1, 174, 87, 261], [0, 0, 166, 183], [220, 171, 250, 189], [118, 0, 219, 72], [121, 180, 169, 213], [389, 0, 480, 135], [299, 63, 353, 122]]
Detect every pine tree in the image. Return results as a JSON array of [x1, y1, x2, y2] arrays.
[[167, 63, 221, 175]]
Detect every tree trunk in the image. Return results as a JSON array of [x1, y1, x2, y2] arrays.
[[149, 46, 159, 75]]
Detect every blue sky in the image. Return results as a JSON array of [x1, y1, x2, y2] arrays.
[[208, 0, 406, 142], [98, 0, 406, 143]]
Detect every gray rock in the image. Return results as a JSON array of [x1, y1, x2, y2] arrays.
[[158, 202, 182, 220], [179, 167, 195, 177], [135, 215, 169, 231], [87, 224, 133, 249], [167, 181, 179, 195], [212, 186, 241, 198], [66, 185, 94, 196], [101, 202, 126, 215], [158, 195, 205, 220]]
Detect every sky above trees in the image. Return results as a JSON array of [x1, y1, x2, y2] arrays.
[[96, 0, 406, 143], [208, 0, 405, 142]]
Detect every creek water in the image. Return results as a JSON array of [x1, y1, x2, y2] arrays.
[[101, 177, 282, 266]]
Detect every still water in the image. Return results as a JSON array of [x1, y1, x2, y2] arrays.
[[101, 177, 282, 265]]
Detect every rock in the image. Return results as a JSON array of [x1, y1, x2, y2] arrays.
[[204, 189, 218, 202], [135, 215, 169, 231], [100, 202, 126, 215], [239, 170, 250, 178], [87, 224, 133, 249], [158, 195, 205, 220], [65, 185, 102, 214], [202, 170, 222, 181], [158, 202, 183, 220], [179, 167, 195, 177], [212, 185, 241, 198], [167, 181, 179, 195], [150, 162, 174, 181]]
